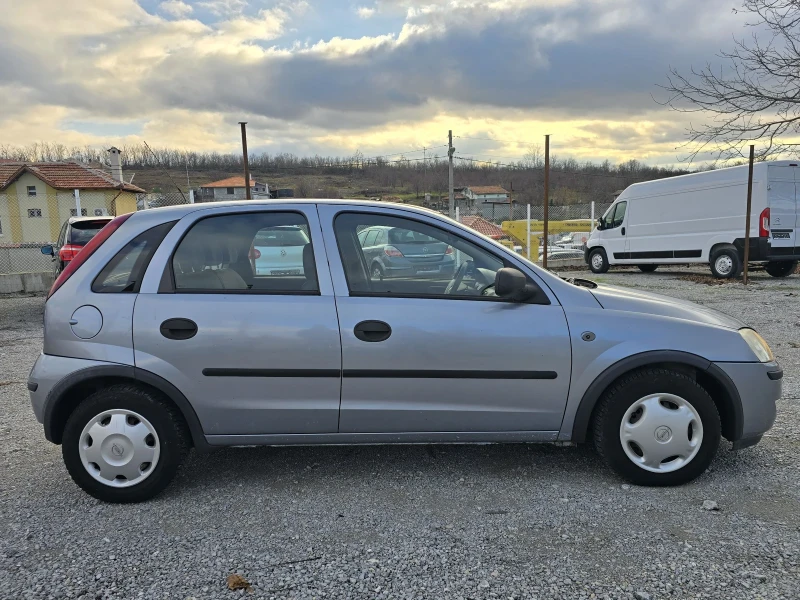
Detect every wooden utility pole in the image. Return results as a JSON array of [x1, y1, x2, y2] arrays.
[[543, 134, 550, 269], [448, 130, 455, 218], [743, 144, 755, 285], [239, 122, 252, 200]]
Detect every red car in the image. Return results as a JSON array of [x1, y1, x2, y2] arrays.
[[42, 216, 113, 275]]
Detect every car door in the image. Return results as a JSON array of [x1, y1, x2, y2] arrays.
[[133, 204, 342, 438], [767, 165, 798, 250], [601, 201, 630, 261], [318, 204, 572, 435]]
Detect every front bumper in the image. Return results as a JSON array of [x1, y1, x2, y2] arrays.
[[714, 360, 781, 445]]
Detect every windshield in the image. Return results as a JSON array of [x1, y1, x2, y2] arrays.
[[68, 220, 110, 245]]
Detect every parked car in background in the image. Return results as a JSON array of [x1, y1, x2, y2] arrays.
[[28, 200, 779, 502], [41, 216, 113, 276], [357, 224, 456, 280], [586, 160, 800, 278], [251, 225, 309, 276]]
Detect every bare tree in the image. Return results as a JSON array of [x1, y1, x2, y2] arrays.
[[663, 0, 800, 161]]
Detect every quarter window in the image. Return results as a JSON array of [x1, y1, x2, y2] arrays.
[[334, 213, 506, 300], [171, 212, 318, 294], [93, 222, 176, 293]]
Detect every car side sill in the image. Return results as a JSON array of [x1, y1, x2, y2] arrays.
[[205, 431, 559, 446]]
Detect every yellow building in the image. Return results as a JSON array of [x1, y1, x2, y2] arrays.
[[0, 160, 144, 244]]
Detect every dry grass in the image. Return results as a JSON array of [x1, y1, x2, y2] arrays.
[[676, 274, 740, 285]]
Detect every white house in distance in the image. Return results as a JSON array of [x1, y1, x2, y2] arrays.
[[199, 176, 268, 201], [463, 185, 511, 218]]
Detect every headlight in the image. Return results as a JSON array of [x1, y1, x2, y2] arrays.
[[739, 328, 775, 363]]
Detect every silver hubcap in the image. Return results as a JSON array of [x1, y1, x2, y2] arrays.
[[619, 393, 703, 473], [372, 266, 382, 280], [78, 410, 160, 488], [715, 255, 733, 275], [591, 253, 604, 269]]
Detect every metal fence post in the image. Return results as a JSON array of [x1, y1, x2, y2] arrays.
[[74, 189, 81, 216], [189, 189, 195, 204], [591, 201, 595, 232], [526, 203, 531, 260]]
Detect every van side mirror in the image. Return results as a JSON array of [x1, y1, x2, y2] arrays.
[[495, 268, 537, 302], [41, 245, 54, 256]]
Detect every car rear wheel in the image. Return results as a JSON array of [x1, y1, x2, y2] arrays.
[[709, 247, 741, 279], [593, 368, 720, 486], [588, 249, 609, 274], [371, 263, 384, 280], [637, 264, 658, 273], [62, 384, 189, 503], [765, 260, 797, 277]]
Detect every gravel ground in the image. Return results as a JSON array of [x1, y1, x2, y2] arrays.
[[1, 267, 799, 600]]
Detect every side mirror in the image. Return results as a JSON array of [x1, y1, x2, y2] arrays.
[[596, 220, 604, 231], [495, 267, 537, 302], [41, 245, 54, 256]]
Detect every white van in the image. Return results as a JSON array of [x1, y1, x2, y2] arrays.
[[585, 160, 800, 278]]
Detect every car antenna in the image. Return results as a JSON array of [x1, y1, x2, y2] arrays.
[[143, 140, 187, 203]]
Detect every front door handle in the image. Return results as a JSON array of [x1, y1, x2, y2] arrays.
[[354, 320, 392, 343], [160, 318, 198, 340]]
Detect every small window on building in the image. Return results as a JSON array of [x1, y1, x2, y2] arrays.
[[70, 208, 89, 217], [226, 187, 235, 195], [0, 218, 3, 235], [27, 208, 42, 218], [27, 186, 36, 197]]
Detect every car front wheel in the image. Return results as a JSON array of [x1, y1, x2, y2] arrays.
[[61, 384, 189, 503], [588, 248, 609, 274], [593, 368, 720, 486]]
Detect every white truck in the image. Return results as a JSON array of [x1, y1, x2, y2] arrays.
[[585, 160, 800, 278]]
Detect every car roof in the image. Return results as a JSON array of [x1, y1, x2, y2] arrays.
[[127, 198, 446, 221], [67, 216, 113, 225]]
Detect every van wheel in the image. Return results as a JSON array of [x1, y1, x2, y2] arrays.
[[588, 249, 609, 274], [709, 247, 741, 279], [638, 265, 658, 273], [61, 384, 189, 503], [593, 368, 720, 486], [765, 260, 797, 278]]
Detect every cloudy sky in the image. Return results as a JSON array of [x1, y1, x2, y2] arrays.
[[0, 0, 749, 166]]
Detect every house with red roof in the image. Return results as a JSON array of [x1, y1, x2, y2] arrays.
[[0, 149, 144, 244], [199, 176, 268, 201]]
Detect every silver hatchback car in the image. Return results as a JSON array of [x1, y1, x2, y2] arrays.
[[28, 200, 781, 502]]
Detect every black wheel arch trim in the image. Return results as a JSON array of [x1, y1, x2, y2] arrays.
[[570, 350, 744, 443], [42, 364, 209, 450]]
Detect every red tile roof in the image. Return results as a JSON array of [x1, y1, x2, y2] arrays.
[[460, 215, 506, 239], [468, 185, 509, 195], [202, 176, 264, 188], [0, 162, 144, 193]]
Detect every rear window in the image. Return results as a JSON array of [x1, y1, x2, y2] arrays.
[[254, 227, 309, 247], [92, 221, 176, 293], [69, 220, 111, 245], [388, 228, 439, 244]]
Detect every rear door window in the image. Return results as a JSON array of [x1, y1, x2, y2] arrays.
[[69, 220, 111, 245]]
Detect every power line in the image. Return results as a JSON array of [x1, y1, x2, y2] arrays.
[[455, 135, 533, 146], [453, 155, 656, 180]]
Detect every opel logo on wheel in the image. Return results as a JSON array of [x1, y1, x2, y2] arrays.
[[280, 249, 287, 257], [422, 246, 428, 253], [111, 443, 124, 457], [654, 426, 672, 443]]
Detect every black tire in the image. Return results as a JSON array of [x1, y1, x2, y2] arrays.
[[592, 368, 720, 486], [637, 264, 658, 273], [61, 384, 189, 503], [765, 260, 797, 278], [588, 248, 609, 274], [371, 263, 384, 280], [709, 246, 741, 279]]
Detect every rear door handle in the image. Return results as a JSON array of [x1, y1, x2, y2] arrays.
[[354, 320, 392, 343], [160, 318, 198, 340], [621, 227, 626, 235]]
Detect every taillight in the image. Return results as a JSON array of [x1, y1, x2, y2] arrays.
[[249, 247, 261, 260], [444, 246, 453, 255], [384, 245, 403, 257], [48, 213, 133, 299], [58, 244, 83, 262], [759, 208, 770, 238]]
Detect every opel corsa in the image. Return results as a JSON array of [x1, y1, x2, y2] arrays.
[[28, 200, 781, 502]]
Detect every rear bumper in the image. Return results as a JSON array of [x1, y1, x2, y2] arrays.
[[733, 237, 800, 261], [28, 353, 117, 427], [713, 360, 781, 444]]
